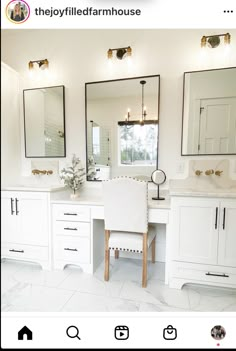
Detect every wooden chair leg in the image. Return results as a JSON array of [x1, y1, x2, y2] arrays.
[[142, 232, 148, 288], [115, 250, 119, 259], [151, 237, 156, 263], [104, 230, 110, 281]]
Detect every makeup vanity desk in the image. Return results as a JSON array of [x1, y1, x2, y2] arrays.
[[51, 189, 171, 283]]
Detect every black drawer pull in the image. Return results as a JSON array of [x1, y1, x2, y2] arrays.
[[223, 208, 226, 230], [10, 198, 15, 215], [205, 272, 229, 278], [64, 248, 78, 252], [64, 227, 78, 231], [215, 207, 218, 229], [15, 198, 19, 215], [9, 249, 24, 253], [64, 213, 78, 216]]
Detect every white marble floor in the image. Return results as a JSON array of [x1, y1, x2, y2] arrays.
[[1, 258, 236, 312]]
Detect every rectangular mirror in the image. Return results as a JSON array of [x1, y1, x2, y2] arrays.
[[23, 85, 66, 157], [182, 67, 236, 155], [85, 75, 160, 181]]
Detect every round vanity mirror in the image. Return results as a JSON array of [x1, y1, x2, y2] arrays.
[[151, 169, 166, 200]]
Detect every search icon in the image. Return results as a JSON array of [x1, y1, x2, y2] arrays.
[[66, 325, 81, 340]]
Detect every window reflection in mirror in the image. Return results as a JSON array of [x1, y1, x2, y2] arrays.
[[119, 123, 157, 166], [23, 85, 66, 158], [85, 75, 160, 181], [182, 67, 236, 155]]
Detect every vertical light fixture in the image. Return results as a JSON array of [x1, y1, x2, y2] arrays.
[[140, 80, 147, 125]]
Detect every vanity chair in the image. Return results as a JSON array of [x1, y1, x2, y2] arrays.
[[103, 177, 156, 288]]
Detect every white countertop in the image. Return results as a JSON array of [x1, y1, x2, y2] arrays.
[[1, 184, 65, 192], [169, 188, 236, 198], [51, 188, 171, 209]]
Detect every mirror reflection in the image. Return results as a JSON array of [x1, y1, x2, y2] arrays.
[[182, 67, 236, 155], [86, 76, 160, 180], [23, 85, 66, 157]]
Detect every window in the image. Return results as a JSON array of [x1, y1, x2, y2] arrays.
[[92, 126, 100, 155], [119, 124, 157, 165]]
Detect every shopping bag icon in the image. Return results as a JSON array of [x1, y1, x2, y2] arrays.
[[163, 325, 177, 340]]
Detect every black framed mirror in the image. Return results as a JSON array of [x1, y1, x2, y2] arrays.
[[181, 67, 236, 156], [23, 85, 66, 158], [85, 75, 160, 181]]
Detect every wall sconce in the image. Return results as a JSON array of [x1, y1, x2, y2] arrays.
[[201, 33, 231, 48], [107, 46, 132, 60], [28, 59, 49, 70]]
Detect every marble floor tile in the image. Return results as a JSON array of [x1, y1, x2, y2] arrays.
[[187, 285, 236, 312], [2, 259, 236, 312], [58, 265, 124, 298], [120, 279, 191, 310], [11, 263, 72, 288], [139, 302, 189, 312], [61, 291, 140, 312], [2, 283, 74, 312]]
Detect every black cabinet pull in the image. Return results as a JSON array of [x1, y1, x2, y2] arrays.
[[10, 198, 15, 215], [215, 207, 218, 229], [15, 198, 19, 215], [223, 208, 226, 230], [64, 248, 78, 252], [64, 213, 78, 216], [64, 227, 78, 231], [9, 249, 24, 253], [205, 272, 229, 278]]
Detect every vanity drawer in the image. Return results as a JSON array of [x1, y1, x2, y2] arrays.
[[53, 204, 90, 222], [54, 221, 90, 237], [148, 208, 169, 224], [2, 243, 48, 261], [54, 237, 90, 263], [172, 261, 236, 286]]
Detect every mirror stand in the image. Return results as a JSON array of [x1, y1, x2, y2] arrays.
[[152, 184, 165, 200]]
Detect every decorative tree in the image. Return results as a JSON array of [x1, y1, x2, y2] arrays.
[[60, 154, 85, 195], [87, 155, 97, 180]]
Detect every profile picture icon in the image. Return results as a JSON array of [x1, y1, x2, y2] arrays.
[[211, 325, 226, 340], [6, 0, 30, 24]]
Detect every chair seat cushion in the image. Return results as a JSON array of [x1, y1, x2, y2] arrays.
[[109, 230, 156, 253]]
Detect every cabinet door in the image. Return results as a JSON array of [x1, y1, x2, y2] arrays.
[[218, 201, 236, 267], [16, 192, 49, 246], [172, 198, 219, 264], [1, 192, 18, 243]]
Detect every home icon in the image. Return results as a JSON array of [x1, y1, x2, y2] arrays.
[[18, 326, 33, 340]]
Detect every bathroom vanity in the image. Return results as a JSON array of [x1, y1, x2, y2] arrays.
[[1, 185, 64, 270], [1, 182, 236, 290], [169, 191, 236, 289]]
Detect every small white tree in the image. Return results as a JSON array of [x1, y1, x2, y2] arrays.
[[60, 154, 85, 194], [87, 155, 97, 180]]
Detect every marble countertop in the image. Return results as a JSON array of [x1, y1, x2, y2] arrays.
[[1, 184, 65, 192], [169, 188, 236, 198], [51, 188, 171, 209]]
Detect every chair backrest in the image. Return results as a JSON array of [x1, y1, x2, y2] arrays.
[[103, 177, 148, 233]]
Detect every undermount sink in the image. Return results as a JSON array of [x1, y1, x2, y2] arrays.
[[2, 184, 65, 192]]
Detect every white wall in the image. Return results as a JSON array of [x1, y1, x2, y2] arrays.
[[1, 29, 236, 184], [1, 62, 21, 185]]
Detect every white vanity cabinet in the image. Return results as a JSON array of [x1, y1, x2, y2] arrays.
[[1, 190, 50, 269], [170, 196, 236, 289], [52, 204, 91, 272]]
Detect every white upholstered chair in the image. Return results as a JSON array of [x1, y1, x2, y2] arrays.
[[103, 177, 156, 288]]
